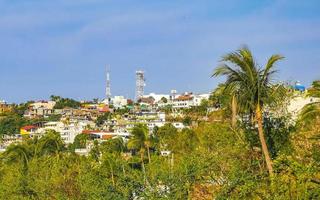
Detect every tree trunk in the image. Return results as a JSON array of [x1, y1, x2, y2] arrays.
[[231, 95, 237, 128], [256, 104, 273, 176], [147, 146, 151, 164], [140, 150, 147, 185], [109, 161, 115, 187], [122, 164, 126, 176]]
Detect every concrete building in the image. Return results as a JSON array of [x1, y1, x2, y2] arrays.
[[142, 93, 170, 104], [37, 120, 96, 144], [288, 96, 319, 119], [24, 101, 56, 118], [172, 93, 210, 109], [0, 100, 13, 114], [112, 96, 128, 109]]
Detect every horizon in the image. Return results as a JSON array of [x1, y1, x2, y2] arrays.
[[1, 0, 320, 103]]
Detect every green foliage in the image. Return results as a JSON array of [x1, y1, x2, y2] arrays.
[[1, 83, 320, 199], [0, 113, 29, 135], [46, 114, 62, 122], [51, 95, 81, 109], [95, 112, 111, 126], [243, 116, 294, 159], [72, 133, 89, 150], [182, 116, 192, 126]]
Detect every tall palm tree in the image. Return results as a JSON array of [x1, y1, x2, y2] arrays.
[[2, 143, 38, 197], [3, 143, 32, 174], [127, 124, 154, 184], [211, 83, 239, 127], [37, 130, 64, 156], [102, 137, 128, 176], [213, 46, 284, 176]]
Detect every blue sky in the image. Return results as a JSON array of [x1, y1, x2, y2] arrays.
[[0, 0, 320, 103]]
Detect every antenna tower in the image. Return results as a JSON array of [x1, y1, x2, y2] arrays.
[[106, 66, 111, 101], [135, 70, 145, 101]]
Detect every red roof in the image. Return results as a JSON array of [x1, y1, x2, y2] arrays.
[[175, 95, 193, 101], [21, 125, 37, 130], [99, 105, 110, 113], [82, 130, 101, 134], [102, 135, 114, 140]]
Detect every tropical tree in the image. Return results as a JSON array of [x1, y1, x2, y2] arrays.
[[127, 124, 155, 184], [72, 133, 89, 149], [210, 83, 238, 127], [37, 130, 65, 156], [3, 143, 32, 175], [213, 46, 284, 176]]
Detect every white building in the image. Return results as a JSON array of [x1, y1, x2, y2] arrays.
[[24, 101, 56, 118], [172, 93, 210, 109], [37, 120, 95, 144], [111, 96, 128, 108], [288, 96, 319, 120]]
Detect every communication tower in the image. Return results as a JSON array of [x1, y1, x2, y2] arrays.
[[106, 66, 111, 102], [135, 70, 145, 101]]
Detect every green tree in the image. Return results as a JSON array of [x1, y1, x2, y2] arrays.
[[213, 46, 284, 176], [161, 97, 168, 103], [0, 113, 28, 136], [51, 95, 81, 109], [3, 143, 32, 175], [96, 112, 111, 126], [155, 123, 178, 151], [72, 133, 89, 149], [127, 124, 155, 184], [37, 130, 65, 156]]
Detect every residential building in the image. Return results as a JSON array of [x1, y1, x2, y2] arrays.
[[36, 120, 96, 144], [112, 96, 128, 108], [0, 100, 13, 114], [24, 101, 56, 118]]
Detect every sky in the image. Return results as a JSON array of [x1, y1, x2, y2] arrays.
[[0, 0, 320, 103]]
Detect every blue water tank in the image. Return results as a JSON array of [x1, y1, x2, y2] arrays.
[[294, 82, 306, 91]]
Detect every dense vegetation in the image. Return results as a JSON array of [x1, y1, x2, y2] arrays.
[[0, 48, 319, 199], [0, 118, 319, 199], [50, 95, 81, 109]]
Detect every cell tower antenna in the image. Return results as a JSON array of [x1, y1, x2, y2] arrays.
[[135, 70, 145, 101], [106, 65, 111, 102]]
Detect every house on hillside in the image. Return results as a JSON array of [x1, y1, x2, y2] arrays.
[[24, 101, 56, 118], [0, 101, 13, 114]]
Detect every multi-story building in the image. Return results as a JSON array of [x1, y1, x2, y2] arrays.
[[172, 93, 210, 109], [111, 96, 128, 109], [24, 101, 56, 118], [35, 120, 96, 144], [0, 100, 13, 114]]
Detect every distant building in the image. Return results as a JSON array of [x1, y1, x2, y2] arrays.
[[142, 93, 170, 104], [288, 96, 319, 119], [35, 120, 96, 144], [138, 96, 155, 105], [20, 125, 38, 135], [172, 93, 210, 108], [0, 101, 13, 114], [24, 101, 56, 118], [112, 96, 128, 109]]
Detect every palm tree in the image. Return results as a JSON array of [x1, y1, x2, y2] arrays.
[[213, 46, 284, 176], [211, 83, 239, 127], [2, 143, 38, 197], [127, 124, 154, 184], [37, 130, 64, 156], [3, 143, 32, 175], [102, 137, 127, 176]]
